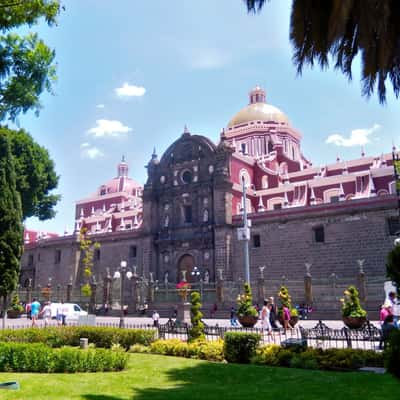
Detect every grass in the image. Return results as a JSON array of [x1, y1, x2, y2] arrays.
[[0, 353, 399, 399]]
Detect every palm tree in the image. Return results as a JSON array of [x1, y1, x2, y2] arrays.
[[245, 0, 400, 104]]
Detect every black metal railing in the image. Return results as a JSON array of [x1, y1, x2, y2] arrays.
[[4, 320, 384, 351]]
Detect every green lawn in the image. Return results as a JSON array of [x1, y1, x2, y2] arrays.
[[0, 353, 399, 400]]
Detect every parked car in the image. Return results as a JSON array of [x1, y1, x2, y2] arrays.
[[50, 303, 88, 322]]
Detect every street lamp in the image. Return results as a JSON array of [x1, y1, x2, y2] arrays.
[[191, 266, 201, 280], [113, 260, 133, 328]]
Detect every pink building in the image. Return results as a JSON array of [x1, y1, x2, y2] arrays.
[[223, 87, 394, 217], [74, 156, 143, 235]]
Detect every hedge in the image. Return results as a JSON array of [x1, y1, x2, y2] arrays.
[[0, 327, 156, 349], [252, 344, 384, 371], [0, 342, 128, 372], [385, 329, 400, 379], [223, 332, 261, 364]]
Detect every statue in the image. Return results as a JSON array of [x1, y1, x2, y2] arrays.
[[259, 265, 265, 279], [217, 268, 223, 281], [164, 215, 169, 227], [149, 272, 154, 283], [203, 209, 209, 222], [204, 269, 210, 283], [181, 270, 187, 282], [164, 271, 169, 285]]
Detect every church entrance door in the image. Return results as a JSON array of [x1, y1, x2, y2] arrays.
[[177, 254, 195, 283]]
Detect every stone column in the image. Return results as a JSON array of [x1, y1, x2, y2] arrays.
[[357, 260, 367, 303], [304, 263, 313, 305], [216, 268, 224, 303], [257, 266, 266, 303], [103, 269, 112, 307], [66, 279, 72, 303]]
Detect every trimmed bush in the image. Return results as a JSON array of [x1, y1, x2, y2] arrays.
[[253, 345, 384, 371], [0, 342, 128, 372], [189, 291, 205, 341], [0, 326, 156, 349], [385, 329, 400, 379], [223, 332, 261, 364], [143, 339, 224, 362]]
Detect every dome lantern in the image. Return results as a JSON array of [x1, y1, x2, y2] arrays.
[[249, 86, 266, 104]]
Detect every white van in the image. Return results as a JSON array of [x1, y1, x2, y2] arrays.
[[50, 303, 88, 321]]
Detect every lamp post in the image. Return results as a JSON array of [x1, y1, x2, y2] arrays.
[[241, 175, 251, 284], [113, 261, 133, 328], [191, 266, 202, 298]]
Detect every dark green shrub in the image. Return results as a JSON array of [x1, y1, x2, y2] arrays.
[[224, 332, 260, 364], [189, 291, 205, 341], [0, 327, 156, 349], [385, 329, 400, 379], [0, 342, 128, 372]]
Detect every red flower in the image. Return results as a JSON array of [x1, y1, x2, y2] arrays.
[[176, 281, 191, 289]]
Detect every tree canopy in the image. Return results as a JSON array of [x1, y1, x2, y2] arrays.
[[1, 126, 60, 220], [245, 0, 400, 104], [0, 132, 23, 318], [0, 0, 61, 121]]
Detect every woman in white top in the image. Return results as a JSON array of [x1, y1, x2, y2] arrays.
[[261, 300, 272, 335]]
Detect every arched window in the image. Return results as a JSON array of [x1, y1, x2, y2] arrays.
[[239, 169, 251, 187], [261, 175, 269, 189]]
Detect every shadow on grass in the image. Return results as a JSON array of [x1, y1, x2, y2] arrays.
[[127, 360, 398, 400], [82, 396, 125, 400]]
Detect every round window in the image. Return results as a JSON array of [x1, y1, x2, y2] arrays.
[[181, 170, 192, 184]]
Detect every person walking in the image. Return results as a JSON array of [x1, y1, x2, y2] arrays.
[[268, 296, 279, 330], [152, 310, 160, 327], [261, 300, 272, 335], [40, 301, 52, 327], [230, 307, 239, 327], [30, 298, 41, 327]]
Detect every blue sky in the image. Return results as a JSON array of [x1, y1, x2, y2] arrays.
[[18, 0, 400, 234]]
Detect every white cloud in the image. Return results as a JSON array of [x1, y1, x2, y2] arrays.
[[326, 124, 381, 147], [87, 119, 132, 137], [96, 104, 105, 109], [115, 83, 146, 97], [80, 144, 104, 159]]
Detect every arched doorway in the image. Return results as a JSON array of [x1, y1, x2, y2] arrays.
[[177, 254, 195, 283]]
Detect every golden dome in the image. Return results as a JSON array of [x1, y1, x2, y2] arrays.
[[228, 102, 289, 128], [227, 86, 289, 128]]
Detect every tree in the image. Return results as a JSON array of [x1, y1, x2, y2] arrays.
[[0, 0, 61, 121], [0, 132, 23, 328], [0, 126, 60, 220], [189, 291, 205, 341], [245, 0, 400, 104]]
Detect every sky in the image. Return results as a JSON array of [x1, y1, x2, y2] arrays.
[[17, 0, 400, 235]]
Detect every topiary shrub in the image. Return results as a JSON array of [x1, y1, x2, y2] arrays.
[[340, 285, 367, 318], [223, 332, 261, 364], [385, 329, 400, 379], [189, 291, 205, 341], [236, 283, 258, 318]]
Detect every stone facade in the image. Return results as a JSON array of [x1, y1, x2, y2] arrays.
[[20, 87, 399, 318]]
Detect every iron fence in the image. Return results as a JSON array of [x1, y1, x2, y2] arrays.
[[5, 319, 384, 351]]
